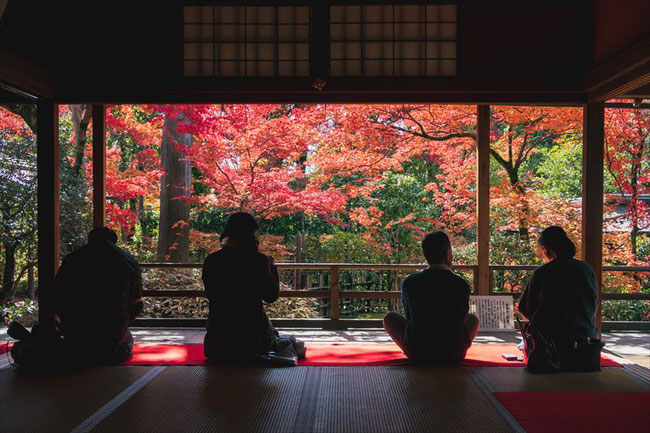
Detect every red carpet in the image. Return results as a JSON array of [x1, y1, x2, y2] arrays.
[[0, 342, 13, 355], [496, 392, 650, 433], [123, 343, 621, 367], [126, 344, 206, 366]]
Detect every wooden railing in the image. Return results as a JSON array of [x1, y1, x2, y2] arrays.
[[138, 262, 650, 323], [140, 263, 478, 320], [488, 265, 650, 300]]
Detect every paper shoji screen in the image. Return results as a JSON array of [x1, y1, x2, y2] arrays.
[[330, 4, 457, 77], [184, 6, 310, 77]]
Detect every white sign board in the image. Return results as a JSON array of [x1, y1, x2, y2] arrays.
[[469, 295, 514, 331]]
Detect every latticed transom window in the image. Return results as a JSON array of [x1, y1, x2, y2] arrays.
[[330, 4, 457, 77], [183, 6, 310, 77]]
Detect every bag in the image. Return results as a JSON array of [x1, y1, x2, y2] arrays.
[[8, 322, 70, 370], [518, 318, 560, 374], [560, 338, 605, 372]]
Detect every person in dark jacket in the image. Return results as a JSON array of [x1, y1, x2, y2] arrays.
[[383, 231, 480, 365], [518, 226, 598, 368], [202, 212, 304, 363], [53, 227, 143, 364]]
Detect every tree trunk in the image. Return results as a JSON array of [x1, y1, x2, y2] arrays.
[[1, 241, 17, 303], [630, 156, 641, 261], [294, 233, 303, 289], [157, 111, 192, 262], [70, 105, 93, 177], [505, 165, 530, 241], [135, 196, 152, 247], [27, 238, 35, 299], [631, 226, 638, 260]]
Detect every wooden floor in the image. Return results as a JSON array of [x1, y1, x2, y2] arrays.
[[1, 328, 649, 433]]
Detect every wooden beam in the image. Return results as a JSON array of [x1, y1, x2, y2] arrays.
[[585, 37, 650, 102], [92, 104, 106, 228], [0, 82, 37, 102], [582, 102, 605, 334], [36, 101, 60, 330], [476, 104, 490, 295], [620, 82, 650, 99], [56, 91, 589, 106], [0, 47, 55, 99], [55, 75, 588, 105]]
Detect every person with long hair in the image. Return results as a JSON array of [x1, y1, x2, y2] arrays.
[[202, 212, 304, 363], [518, 226, 599, 370]]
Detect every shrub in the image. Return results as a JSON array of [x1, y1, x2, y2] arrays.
[[141, 268, 318, 319], [601, 300, 650, 322], [1, 300, 38, 327]]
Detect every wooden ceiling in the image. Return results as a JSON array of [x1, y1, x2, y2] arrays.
[[0, 0, 648, 104]]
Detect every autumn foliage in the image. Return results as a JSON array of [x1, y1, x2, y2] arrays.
[[0, 102, 648, 307]]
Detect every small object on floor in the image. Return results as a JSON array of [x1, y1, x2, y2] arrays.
[[502, 354, 520, 361], [254, 351, 297, 367], [517, 342, 525, 351]]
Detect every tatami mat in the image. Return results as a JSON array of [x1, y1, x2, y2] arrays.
[[93, 366, 514, 433], [0, 366, 153, 433], [473, 367, 650, 393], [93, 366, 310, 433], [311, 367, 514, 433], [3, 363, 649, 433]]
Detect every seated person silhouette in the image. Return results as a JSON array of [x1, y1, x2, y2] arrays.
[[518, 226, 599, 371], [53, 227, 143, 364], [383, 231, 479, 365], [202, 212, 305, 364]]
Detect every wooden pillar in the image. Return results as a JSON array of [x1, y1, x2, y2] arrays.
[[37, 101, 59, 329], [92, 104, 106, 228], [582, 102, 605, 333], [476, 105, 491, 295]]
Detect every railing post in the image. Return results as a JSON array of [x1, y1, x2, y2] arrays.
[[477, 104, 491, 295], [489, 268, 494, 295], [330, 265, 340, 321]]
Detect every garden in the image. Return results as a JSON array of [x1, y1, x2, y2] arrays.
[[0, 103, 648, 325]]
